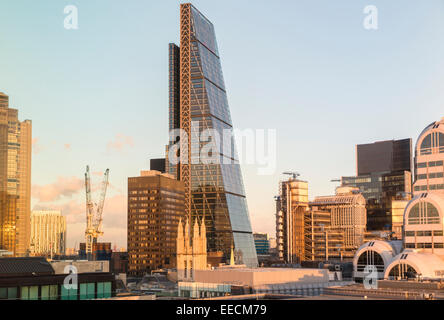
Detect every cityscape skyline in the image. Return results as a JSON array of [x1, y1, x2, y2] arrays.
[[1, 1, 444, 249]]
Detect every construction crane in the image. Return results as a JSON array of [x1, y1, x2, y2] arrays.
[[84, 166, 109, 260], [283, 171, 300, 179]]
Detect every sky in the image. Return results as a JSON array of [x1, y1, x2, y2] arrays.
[[0, 0, 443, 249]]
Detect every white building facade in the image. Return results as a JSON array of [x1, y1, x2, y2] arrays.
[[30, 210, 66, 256]]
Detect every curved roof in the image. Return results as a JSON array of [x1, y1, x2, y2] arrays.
[[353, 240, 403, 269], [384, 250, 444, 279], [403, 193, 444, 225], [415, 118, 444, 152]]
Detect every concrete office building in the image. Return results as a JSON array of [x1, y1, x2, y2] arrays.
[[178, 265, 351, 298], [354, 118, 444, 281], [304, 208, 348, 262], [30, 210, 66, 256], [253, 233, 270, 255], [127, 170, 185, 276], [275, 177, 309, 263], [413, 117, 444, 194], [391, 199, 410, 239], [342, 138, 412, 232], [0, 92, 32, 257], [310, 187, 367, 251], [0, 257, 114, 300], [165, 3, 257, 267]]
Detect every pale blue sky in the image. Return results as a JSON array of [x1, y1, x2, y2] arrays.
[[0, 0, 443, 248]]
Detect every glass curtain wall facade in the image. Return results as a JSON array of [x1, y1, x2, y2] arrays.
[[167, 4, 257, 267], [0, 92, 32, 256]]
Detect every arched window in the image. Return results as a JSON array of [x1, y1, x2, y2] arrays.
[[408, 202, 440, 224], [388, 263, 417, 280], [357, 250, 385, 272], [420, 132, 444, 154], [420, 134, 432, 155], [439, 133, 444, 153]]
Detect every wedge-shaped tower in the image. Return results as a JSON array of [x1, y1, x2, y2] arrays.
[[167, 3, 258, 267]]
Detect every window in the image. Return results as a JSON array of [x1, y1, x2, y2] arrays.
[[420, 134, 432, 155], [439, 133, 444, 153], [0, 287, 16, 300], [61, 286, 78, 300], [388, 263, 418, 280], [80, 283, 95, 300], [408, 202, 440, 224], [20, 286, 38, 300], [434, 230, 443, 236], [356, 250, 385, 272], [405, 231, 415, 237]]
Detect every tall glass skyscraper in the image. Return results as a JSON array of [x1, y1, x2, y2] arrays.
[[166, 3, 258, 267]]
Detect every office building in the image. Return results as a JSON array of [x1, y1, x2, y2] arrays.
[[342, 138, 412, 232], [0, 92, 32, 257], [127, 170, 185, 276], [165, 4, 257, 267], [310, 187, 367, 250], [304, 207, 347, 262], [413, 117, 444, 194], [178, 265, 351, 298], [275, 177, 309, 264], [353, 118, 444, 282], [0, 257, 114, 300], [390, 199, 409, 239], [357, 138, 412, 176], [79, 242, 112, 261], [253, 233, 270, 256], [30, 210, 66, 256], [150, 158, 166, 173]]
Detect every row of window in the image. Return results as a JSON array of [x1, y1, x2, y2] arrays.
[[416, 160, 444, 168], [405, 243, 444, 249], [0, 282, 111, 300], [416, 172, 444, 180], [405, 230, 443, 237], [414, 184, 444, 191]]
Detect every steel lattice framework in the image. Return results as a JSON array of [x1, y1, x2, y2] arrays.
[[180, 3, 192, 221]]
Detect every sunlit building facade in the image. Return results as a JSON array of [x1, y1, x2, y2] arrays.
[[275, 178, 309, 264], [342, 138, 412, 231], [354, 118, 444, 281], [0, 92, 32, 257], [127, 170, 185, 276], [311, 187, 367, 250], [30, 210, 66, 256], [413, 117, 444, 194], [165, 4, 257, 267]]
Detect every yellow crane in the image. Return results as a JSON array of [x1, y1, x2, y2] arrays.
[[84, 166, 109, 260]]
